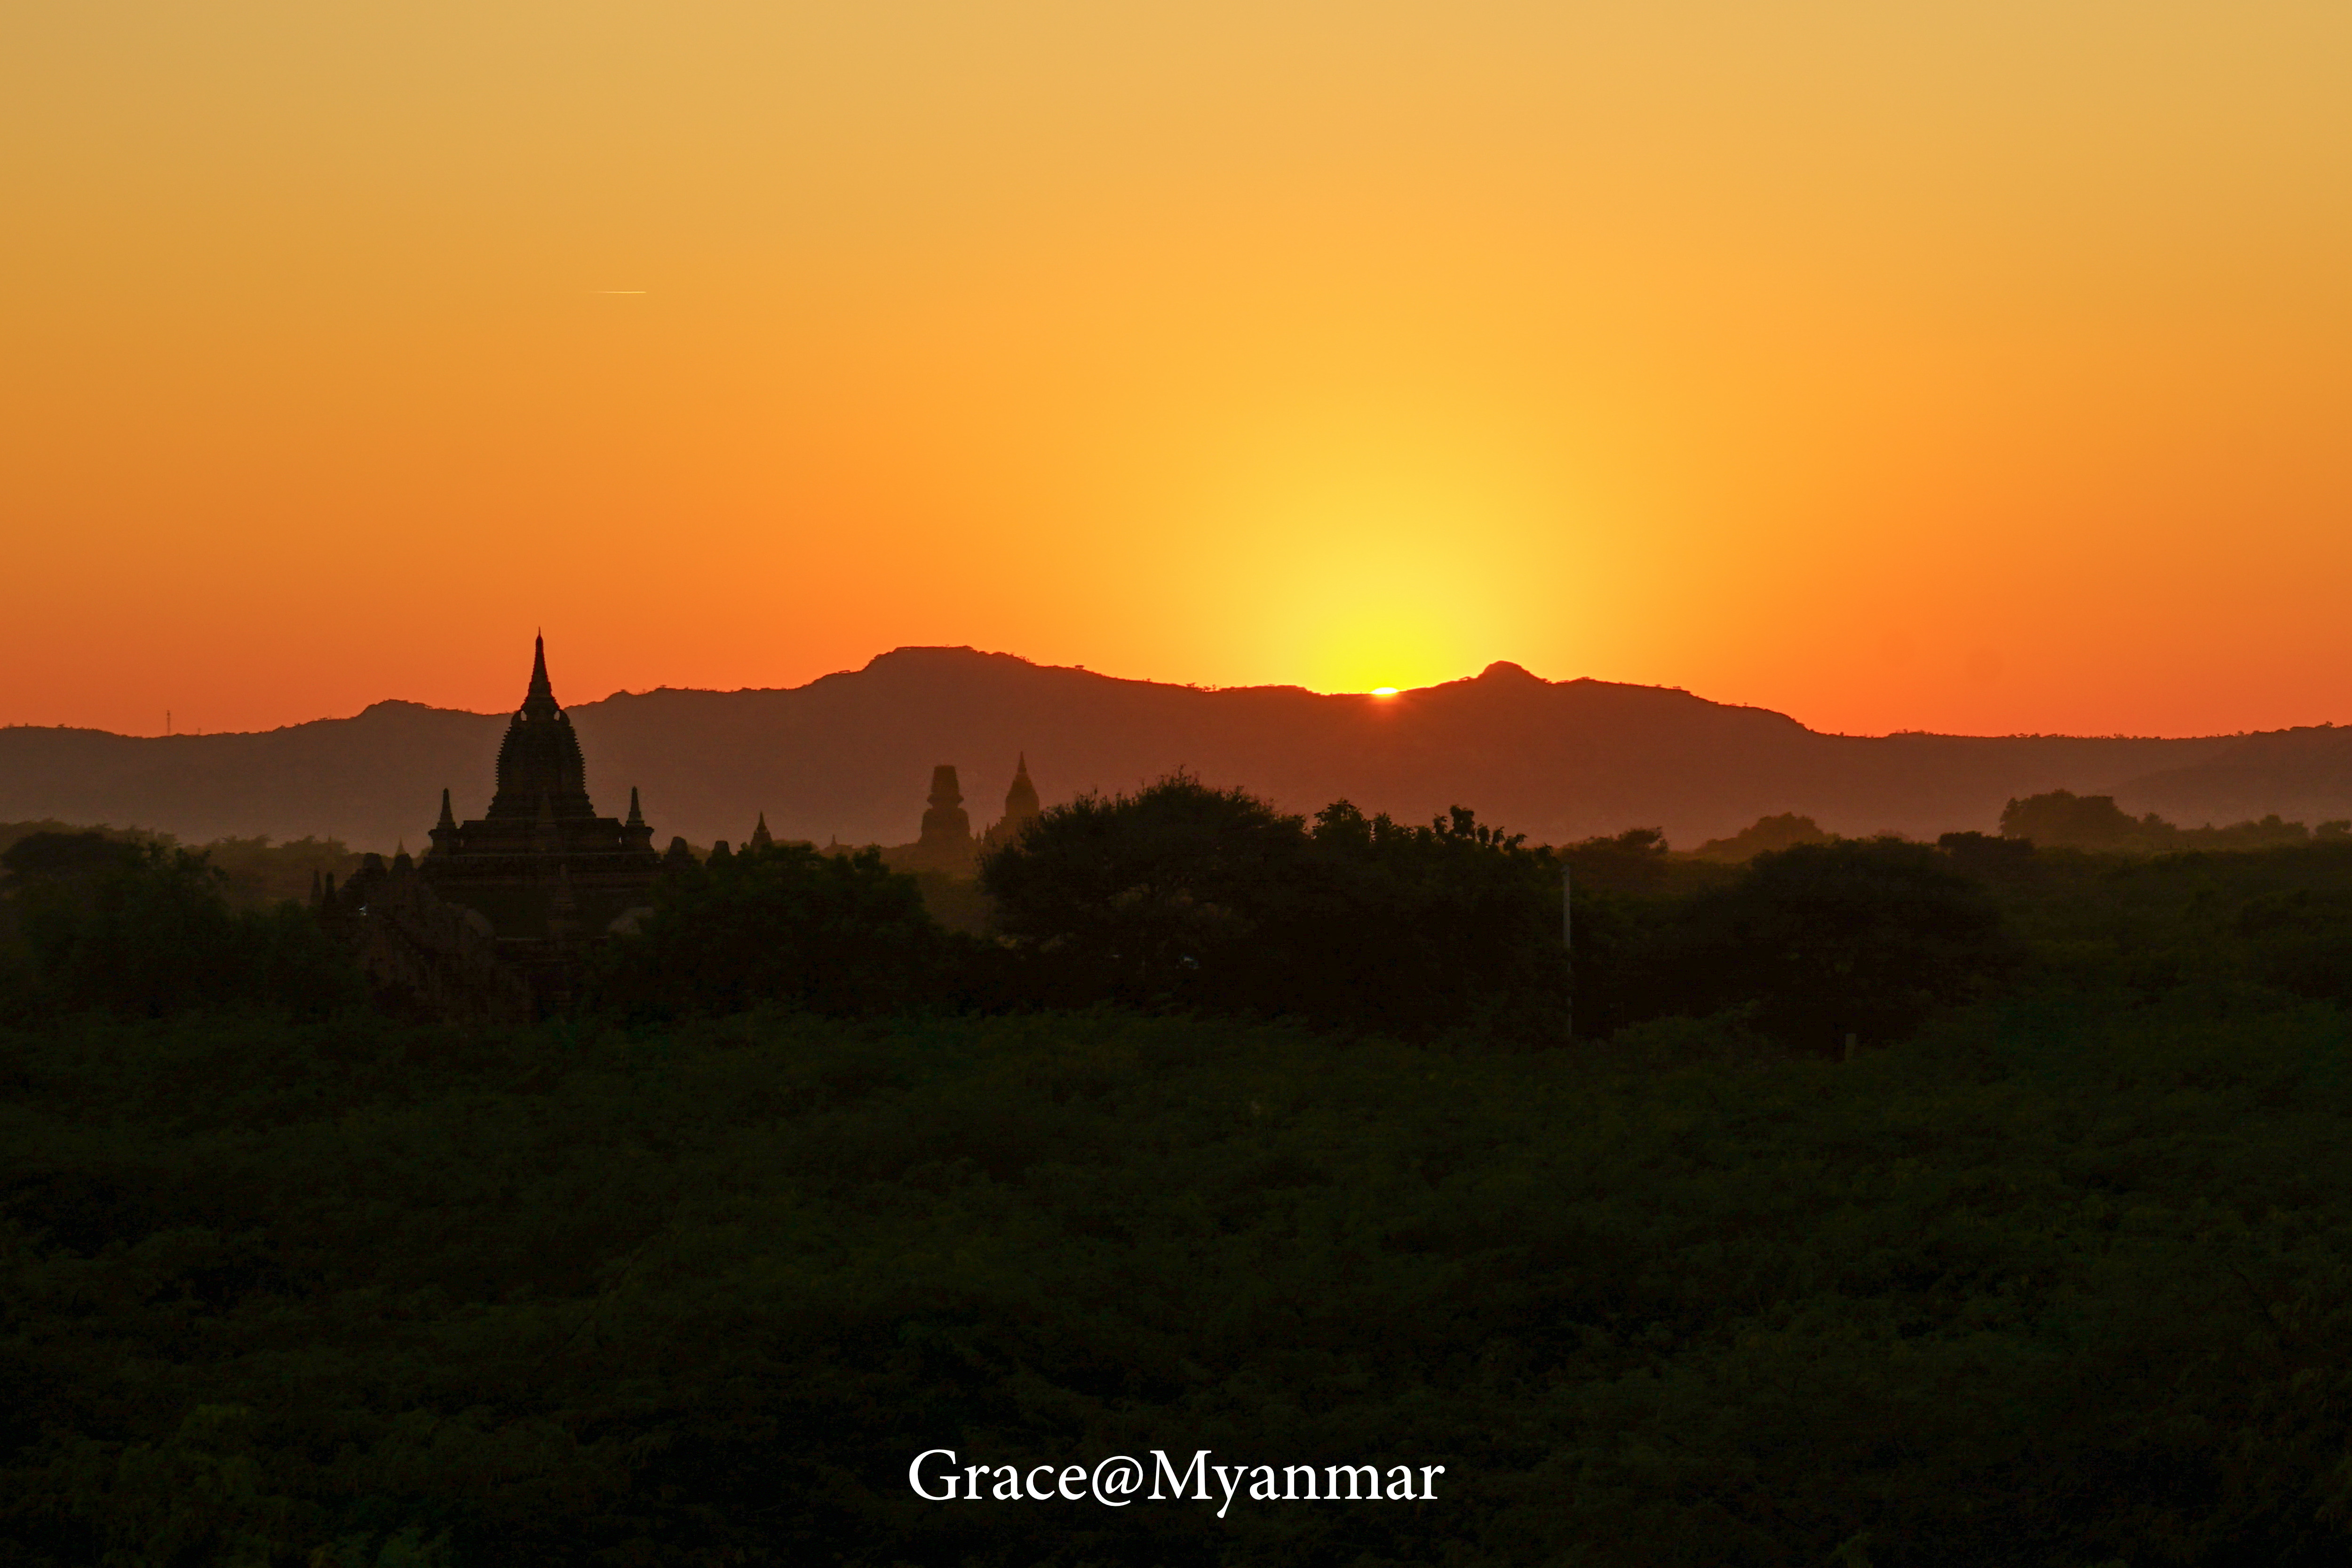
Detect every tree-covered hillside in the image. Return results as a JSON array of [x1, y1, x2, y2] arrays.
[[9, 787, 2352, 1564], [7, 990, 2352, 1566]]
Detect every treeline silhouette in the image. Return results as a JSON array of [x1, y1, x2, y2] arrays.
[[0, 830, 360, 1019], [2001, 787, 2350, 853], [8, 784, 2352, 1563], [8, 786, 2341, 1041], [590, 777, 2015, 1053], [0, 820, 361, 909], [595, 780, 2352, 1047]]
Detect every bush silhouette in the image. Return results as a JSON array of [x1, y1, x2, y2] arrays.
[[2236, 888, 2352, 1003], [1653, 838, 2007, 1052], [979, 773, 1304, 1005], [2, 835, 360, 1018], [982, 776, 1569, 1037], [593, 841, 948, 1018]]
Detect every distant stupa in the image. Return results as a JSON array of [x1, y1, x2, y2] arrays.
[[916, 765, 972, 857], [886, 756, 1040, 875], [980, 754, 1042, 851]]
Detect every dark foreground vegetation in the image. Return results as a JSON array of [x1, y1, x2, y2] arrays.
[[6, 787, 2352, 1564]]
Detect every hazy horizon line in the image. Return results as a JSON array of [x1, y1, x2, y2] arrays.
[[8, 643, 2338, 748]]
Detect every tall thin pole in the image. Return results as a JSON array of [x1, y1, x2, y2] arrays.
[[1562, 859, 1573, 1041]]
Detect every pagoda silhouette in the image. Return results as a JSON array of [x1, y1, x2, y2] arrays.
[[884, 756, 1043, 874], [419, 635, 661, 1004], [978, 754, 1041, 852]]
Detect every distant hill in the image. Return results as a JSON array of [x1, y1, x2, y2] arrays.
[[2106, 725, 2352, 830], [2, 647, 2342, 852]]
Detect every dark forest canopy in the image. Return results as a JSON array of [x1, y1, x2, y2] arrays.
[[9, 781, 2352, 1049], [0, 834, 363, 1020], [0, 820, 362, 908], [1999, 788, 2349, 853], [8, 989, 2352, 1563], [8, 782, 2352, 1562], [978, 777, 1573, 1039]]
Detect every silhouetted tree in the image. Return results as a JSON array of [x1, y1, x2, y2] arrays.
[[593, 841, 948, 1018], [2236, 888, 2352, 1003], [1937, 829, 2037, 876], [1270, 802, 1571, 1037], [1689, 812, 1832, 864], [1561, 826, 1673, 893], [1, 835, 360, 1018], [1648, 838, 2008, 1053], [980, 773, 1305, 1005], [983, 778, 1570, 1037], [2001, 790, 2163, 851], [0, 828, 143, 886]]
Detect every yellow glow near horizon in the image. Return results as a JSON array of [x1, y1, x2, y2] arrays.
[[1166, 389, 1557, 697], [1371, 687, 1400, 697]]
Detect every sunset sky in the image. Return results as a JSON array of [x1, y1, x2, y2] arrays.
[[5, 2, 2348, 739]]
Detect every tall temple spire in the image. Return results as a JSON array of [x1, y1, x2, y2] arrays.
[[626, 787, 644, 828], [427, 786, 460, 860], [522, 633, 557, 719], [987, 752, 1042, 850], [489, 636, 592, 820], [1006, 754, 1039, 816]]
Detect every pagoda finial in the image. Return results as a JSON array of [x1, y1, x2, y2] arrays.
[[522, 634, 557, 716], [626, 786, 644, 828], [437, 788, 456, 830]]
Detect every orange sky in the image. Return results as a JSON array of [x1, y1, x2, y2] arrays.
[[5, 2, 2348, 739]]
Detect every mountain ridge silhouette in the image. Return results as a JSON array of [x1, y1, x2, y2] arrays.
[[5, 646, 2345, 851]]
